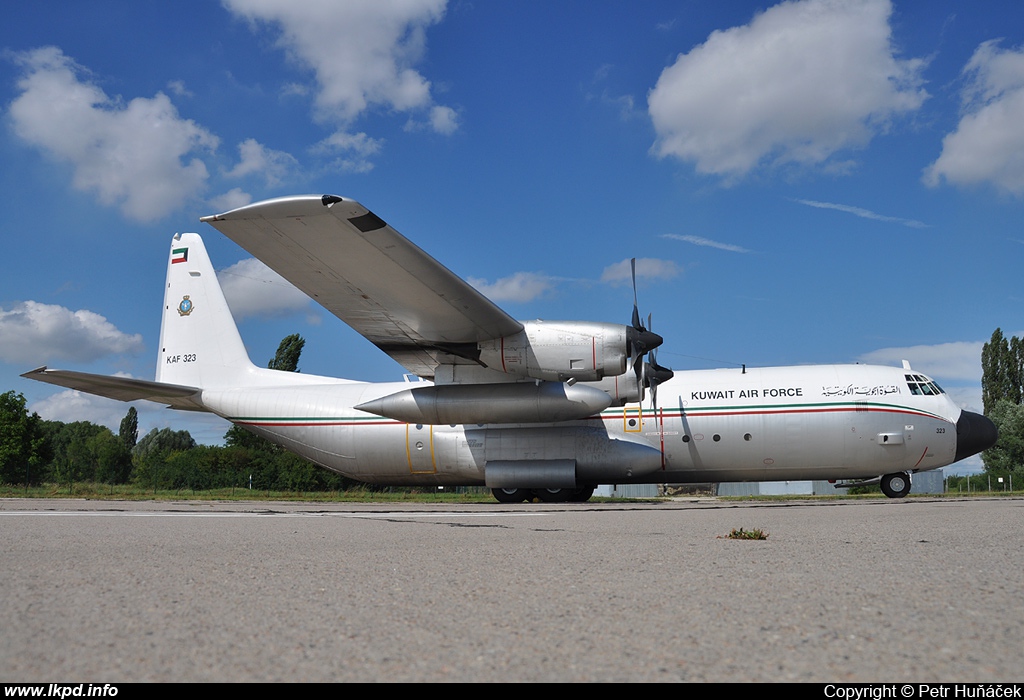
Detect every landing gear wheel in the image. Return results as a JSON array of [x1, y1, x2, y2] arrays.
[[569, 486, 595, 502], [534, 488, 574, 502], [491, 487, 531, 503], [880, 472, 911, 499]]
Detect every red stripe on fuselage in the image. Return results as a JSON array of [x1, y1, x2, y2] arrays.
[[595, 405, 947, 422], [235, 420, 398, 427]]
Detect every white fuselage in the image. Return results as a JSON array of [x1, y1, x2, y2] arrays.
[[198, 362, 961, 487]]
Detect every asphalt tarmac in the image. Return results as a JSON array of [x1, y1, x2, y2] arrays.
[[1, 496, 1021, 682]]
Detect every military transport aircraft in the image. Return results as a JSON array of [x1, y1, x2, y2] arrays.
[[23, 195, 997, 502]]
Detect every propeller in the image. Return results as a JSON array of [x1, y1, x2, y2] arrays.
[[644, 355, 674, 411], [643, 316, 674, 411], [625, 258, 672, 406], [626, 259, 663, 379]]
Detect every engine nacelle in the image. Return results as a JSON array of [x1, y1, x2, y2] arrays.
[[355, 381, 613, 425], [585, 370, 643, 407], [477, 320, 628, 382]]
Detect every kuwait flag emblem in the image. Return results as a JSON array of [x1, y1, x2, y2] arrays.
[[171, 247, 188, 264]]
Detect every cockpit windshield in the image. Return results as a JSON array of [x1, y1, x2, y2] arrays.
[[905, 374, 944, 396]]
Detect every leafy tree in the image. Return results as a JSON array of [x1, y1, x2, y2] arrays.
[[132, 427, 196, 488], [119, 406, 138, 452], [981, 328, 1024, 474], [134, 427, 196, 457], [43, 421, 132, 485], [268, 333, 305, 372], [979, 400, 1024, 476], [0, 391, 46, 485], [91, 430, 132, 484], [45, 420, 106, 463], [981, 328, 1023, 413]]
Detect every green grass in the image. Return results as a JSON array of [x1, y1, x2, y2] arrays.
[[0, 482, 499, 503], [0, 482, 659, 504], [722, 527, 769, 540]]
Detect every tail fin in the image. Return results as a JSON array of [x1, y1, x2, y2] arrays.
[[155, 233, 256, 388]]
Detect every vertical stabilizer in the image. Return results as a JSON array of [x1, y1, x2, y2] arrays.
[[155, 233, 255, 388]]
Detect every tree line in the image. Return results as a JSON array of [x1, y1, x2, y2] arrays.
[[0, 392, 358, 492], [0, 334, 357, 492]]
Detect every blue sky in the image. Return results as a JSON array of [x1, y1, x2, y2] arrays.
[[1, 1, 1021, 469]]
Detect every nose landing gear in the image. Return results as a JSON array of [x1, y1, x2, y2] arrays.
[[880, 471, 912, 499]]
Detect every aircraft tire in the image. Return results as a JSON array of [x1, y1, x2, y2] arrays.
[[569, 486, 595, 502], [533, 488, 570, 503], [880, 472, 912, 499], [491, 487, 531, 503]]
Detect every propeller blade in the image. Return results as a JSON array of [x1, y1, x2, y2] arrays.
[[630, 258, 642, 331]]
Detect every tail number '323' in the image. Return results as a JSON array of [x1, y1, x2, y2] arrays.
[[166, 354, 197, 364]]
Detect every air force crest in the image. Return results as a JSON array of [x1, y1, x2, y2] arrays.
[[177, 295, 194, 316]]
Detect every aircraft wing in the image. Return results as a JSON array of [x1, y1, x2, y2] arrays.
[[21, 367, 205, 412], [201, 195, 523, 379]]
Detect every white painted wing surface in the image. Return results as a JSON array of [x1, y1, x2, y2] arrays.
[[201, 195, 523, 378]]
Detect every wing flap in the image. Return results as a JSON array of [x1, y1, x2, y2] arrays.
[[22, 367, 205, 411], [201, 195, 523, 377]]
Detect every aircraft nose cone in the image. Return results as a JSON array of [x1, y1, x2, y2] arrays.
[[954, 410, 998, 463]]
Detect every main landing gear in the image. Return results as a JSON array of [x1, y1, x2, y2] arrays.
[[880, 471, 912, 499], [490, 487, 596, 503]]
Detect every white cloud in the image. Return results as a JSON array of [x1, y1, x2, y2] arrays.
[[207, 187, 253, 213], [0, 301, 143, 365], [166, 79, 193, 98], [648, 0, 926, 178], [225, 138, 298, 186], [793, 199, 929, 228], [467, 272, 555, 303], [662, 233, 752, 253], [312, 130, 384, 173], [8, 47, 219, 222], [429, 105, 460, 135], [223, 0, 455, 133], [28, 388, 231, 445], [858, 341, 985, 382], [30, 387, 140, 429], [924, 40, 1024, 195], [944, 386, 984, 416], [218, 258, 311, 320], [600, 258, 681, 286]]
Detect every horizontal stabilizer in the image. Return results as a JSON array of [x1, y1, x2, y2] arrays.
[[21, 367, 204, 411]]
